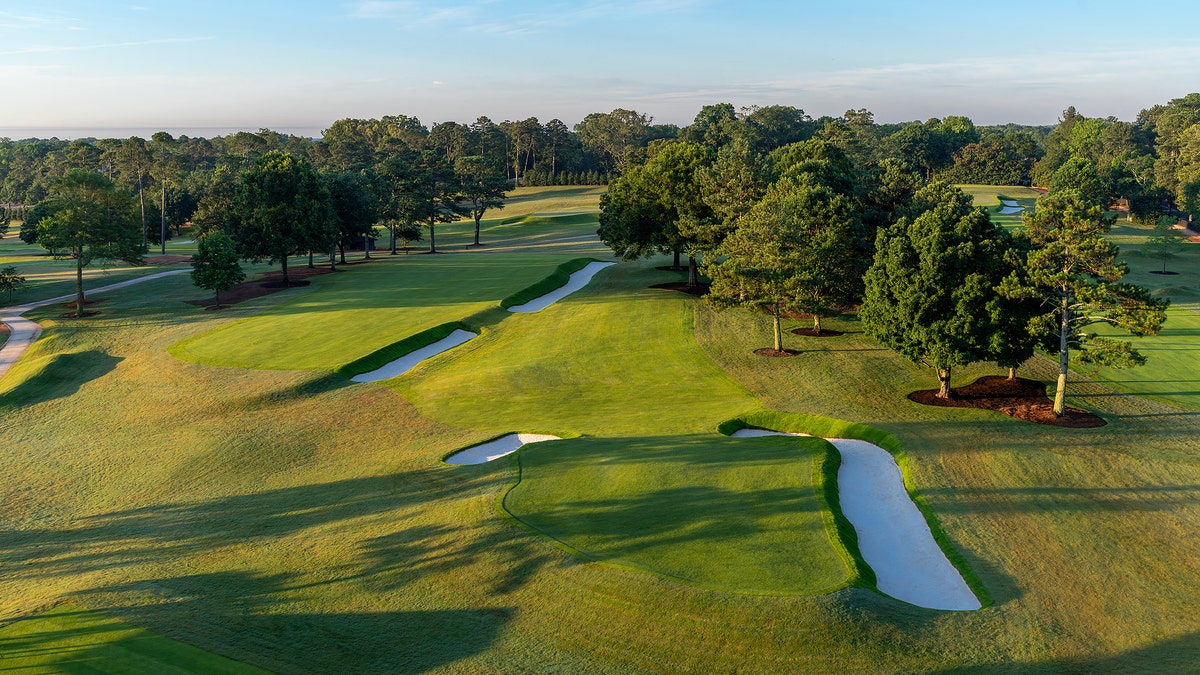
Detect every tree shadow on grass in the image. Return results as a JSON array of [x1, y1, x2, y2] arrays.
[[51, 570, 512, 674], [0, 350, 122, 408]]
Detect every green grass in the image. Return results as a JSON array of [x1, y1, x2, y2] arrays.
[[503, 434, 848, 595], [0, 604, 267, 674], [3, 186, 1200, 672], [957, 184, 1042, 228]]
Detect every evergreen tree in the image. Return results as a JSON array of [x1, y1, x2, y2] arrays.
[[190, 232, 245, 307]]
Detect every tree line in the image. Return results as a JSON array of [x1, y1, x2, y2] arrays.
[[596, 99, 1184, 416]]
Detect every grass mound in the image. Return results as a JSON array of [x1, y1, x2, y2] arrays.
[[498, 257, 599, 309]]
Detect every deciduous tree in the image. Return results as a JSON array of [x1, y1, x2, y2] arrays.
[[36, 170, 144, 317], [190, 231, 245, 306]]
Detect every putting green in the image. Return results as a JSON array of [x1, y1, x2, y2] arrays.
[[503, 434, 849, 595], [0, 605, 267, 674]]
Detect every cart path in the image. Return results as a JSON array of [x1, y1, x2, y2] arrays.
[[0, 270, 188, 381]]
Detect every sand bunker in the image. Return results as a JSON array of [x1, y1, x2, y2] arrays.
[[998, 199, 1024, 215], [508, 261, 615, 313], [0, 270, 188, 381], [731, 428, 980, 610], [350, 329, 476, 383], [445, 433, 561, 465]]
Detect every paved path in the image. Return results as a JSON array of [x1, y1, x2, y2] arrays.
[[0, 270, 188, 381]]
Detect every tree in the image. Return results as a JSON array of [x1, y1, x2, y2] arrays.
[[1143, 216, 1187, 274], [455, 155, 509, 246], [409, 150, 467, 253], [705, 176, 861, 346], [36, 170, 144, 317], [0, 266, 29, 303], [324, 171, 378, 264], [860, 182, 1011, 398], [191, 166, 239, 237], [1003, 190, 1168, 415], [1048, 156, 1103, 206], [0, 210, 8, 239], [575, 108, 653, 174], [190, 232, 245, 307], [230, 151, 333, 286]]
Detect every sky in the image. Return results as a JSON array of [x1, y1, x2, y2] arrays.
[[1, 0, 1199, 139]]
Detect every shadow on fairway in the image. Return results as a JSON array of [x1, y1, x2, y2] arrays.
[[50, 571, 511, 674], [0, 350, 123, 408]]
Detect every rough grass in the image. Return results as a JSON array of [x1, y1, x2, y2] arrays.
[[0, 604, 268, 673], [2, 187, 1200, 672]]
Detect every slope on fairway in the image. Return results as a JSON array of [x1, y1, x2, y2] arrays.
[[0, 605, 267, 674], [169, 254, 564, 371], [394, 261, 851, 593]]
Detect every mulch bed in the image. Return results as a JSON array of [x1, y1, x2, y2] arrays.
[[908, 375, 1107, 428], [0, 323, 10, 340], [791, 327, 845, 337], [753, 348, 800, 357], [650, 281, 710, 296], [185, 266, 336, 308], [146, 255, 193, 265]]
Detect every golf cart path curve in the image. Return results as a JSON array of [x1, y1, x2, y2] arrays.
[[731, 428, 980, 610], [0, 270, 188, 381]]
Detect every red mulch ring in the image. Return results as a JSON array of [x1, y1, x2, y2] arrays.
[[908, 376, 1107, 428], [650, 281, 710, 296], [791, 327, 845, 337], [753, 348, 800, 358], [146, 255, 193, 265], [185, 266, 335, 308]]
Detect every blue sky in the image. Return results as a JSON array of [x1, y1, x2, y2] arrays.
[[2, 1, 1198, 138]]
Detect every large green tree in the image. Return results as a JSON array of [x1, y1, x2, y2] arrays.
[[231, 151, 333, 285], [705, 176, 861, 347], [190, 231, 245, 307], [1003, 190, 1168, 415], [455, 155, 509, 246], [324, 171, 379, 264], [36, 170, 145, 317], [860, 182, 1010, 398]]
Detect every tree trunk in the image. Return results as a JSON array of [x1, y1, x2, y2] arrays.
[[160, 182, 167, 255], [936, 366, 953, 399], [1054, 287, 1071, 416], [813, 314, 822, 333], [75, 247, 85, 318], [138, 177, 147, 249], [1008, 366, 1017, 380], [389, 221, 397, 255], [429, 220, 437, 253], [687, 255, 698, 288], [215, 288, 220, 307], [281, 255, 289, 287], [772, 312, 782, 352], [339, 243, 347, 264], [473, 205, 482, 246], [672, 246, 681, 270], [308, 251, 315, 269]]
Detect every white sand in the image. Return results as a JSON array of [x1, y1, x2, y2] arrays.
[[350, 329, 476, 383], [444, 433, 561, 465], [508, 261, 615, 313], [1000, 199, 1020, 207], [999, 206, 1024, 215], [730, 428, 980, 610], [0, 270, 188, 381]]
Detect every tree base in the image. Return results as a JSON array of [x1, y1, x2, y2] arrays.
[[908, 376, 1106, 428], [753, 348, 800, 357]]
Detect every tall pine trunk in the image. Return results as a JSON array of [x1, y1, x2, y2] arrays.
[[74, 246, 85, 318], [160, 182, 167, 254], [1054, 286, 1071, 416], [687, 255, 698, 288], [138, 177, 147, 249], [473, 202, 482, 246]]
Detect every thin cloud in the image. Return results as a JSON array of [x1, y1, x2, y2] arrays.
[[0, 36, 215, 57]]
